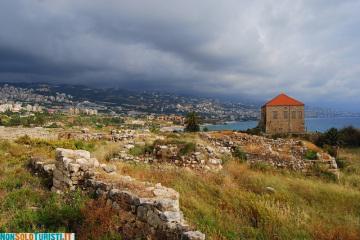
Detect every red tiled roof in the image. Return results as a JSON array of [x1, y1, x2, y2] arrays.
[[263, 93, 304, 107]]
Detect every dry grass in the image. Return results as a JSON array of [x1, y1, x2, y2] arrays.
[[113, 155, 360, 240], [302, 140, 323, 152], [92, 141, 123, 163], [77, 198, 121, 240]]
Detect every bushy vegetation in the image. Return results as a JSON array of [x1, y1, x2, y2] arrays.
[[179, 142, 196, 156], [185, 112, 200, 132], [244, 125, 262, 135], [304, 149, 318, 160], [313, 126, 360, 148], [232, 146, 247, 162], [128, 144, 154, 157], [128, 145, 146, 156], [148, 123, 160, 133]]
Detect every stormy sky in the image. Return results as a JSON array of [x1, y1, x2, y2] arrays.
[[0, 0, 360, 110]]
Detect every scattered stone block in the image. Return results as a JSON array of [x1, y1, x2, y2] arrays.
[[103, 164, 117, 173]]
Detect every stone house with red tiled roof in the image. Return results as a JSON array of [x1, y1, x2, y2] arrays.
[[259, 93, 305, 134]]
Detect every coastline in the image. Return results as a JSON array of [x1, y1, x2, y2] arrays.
[[203, 117, 360, 132]]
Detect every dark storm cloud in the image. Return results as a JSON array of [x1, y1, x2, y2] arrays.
[[0, 0, 360, 110]]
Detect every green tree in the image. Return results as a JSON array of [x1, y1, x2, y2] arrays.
[[185, 112, 200, 132]]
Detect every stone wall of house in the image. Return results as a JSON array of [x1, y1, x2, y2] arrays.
[[31, 148, 205, 240], [263, 105, 305, 134]]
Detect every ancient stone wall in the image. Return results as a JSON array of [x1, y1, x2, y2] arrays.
[[51, 148, 99, 193], [31, 148, 205, 240]]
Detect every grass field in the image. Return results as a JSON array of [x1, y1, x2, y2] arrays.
[[0, 140, 121, 240], [116, 148, 360, 240], [0, 138, 360, 240]]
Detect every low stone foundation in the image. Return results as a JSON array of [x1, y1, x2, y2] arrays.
[[201, 132, 339, 175], [31, 148, 205, 240]]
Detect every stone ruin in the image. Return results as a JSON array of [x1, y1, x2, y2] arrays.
[[109, 143, 223, 171], [51, 148, 100, 193], [58, 129, 138, 142], [201, 132, 339, 176], [31, 148, 205, 240]]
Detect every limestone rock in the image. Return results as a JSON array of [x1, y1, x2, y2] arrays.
[[146, 210, 162, 228], [208, 158, 222, 165], [43, 164, 55, 173], [155, 199, 179, 212], [74, 150, 91, 160], [76, 158, 90, 170], [103, 164, 117, 173], [182, 231, 206, 240], [68, 163, 80, 173]]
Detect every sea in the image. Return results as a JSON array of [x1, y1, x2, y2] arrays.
[[204, 117, 360, 133]]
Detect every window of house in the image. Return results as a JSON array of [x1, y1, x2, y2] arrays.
[[298, 111, 302, 118], [292, 111, 296, 119], [272, 111, 278, 119], [284, 111, 288, 119]]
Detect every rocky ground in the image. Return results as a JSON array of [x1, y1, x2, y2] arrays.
[[98, 130, 339, 176]]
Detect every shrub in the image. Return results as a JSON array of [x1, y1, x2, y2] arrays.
[[338, 126, 360, 147], [74, 141, 95, 152], [149, 124, 160, 133], [15, 135, 32, 145], [323, 144, 338, 157], [245, 126, 262, 135], [232, 146, 247, 162], [76, 198, 121, 240], [304, 150, 318, 160], [185, 112, 200, 132], [144, 144, 154, 155], [179, 142, 196, 156], [129, 145, 145, 156], [313, 126, 360, 148], [335, 158, 348, 169], [36, 191, 87, 231]]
